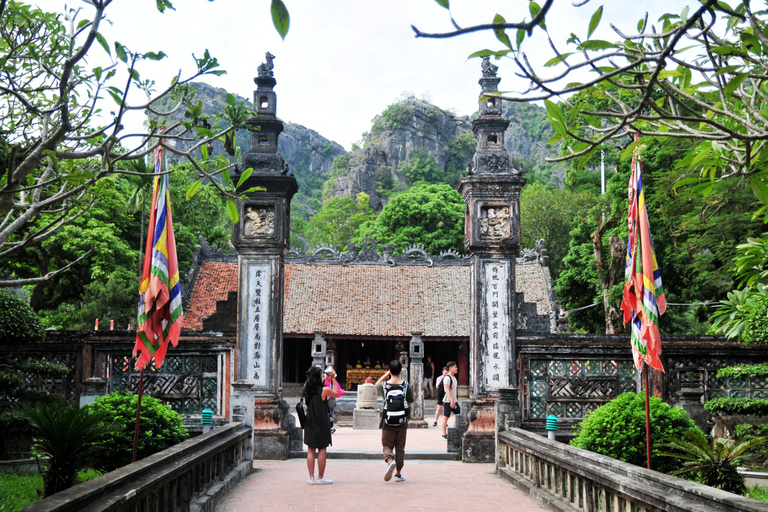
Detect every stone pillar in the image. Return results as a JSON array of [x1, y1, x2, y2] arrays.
[[231, 52, 298, 460], [231, 380, 256, 461], [408, 331, 427, 428], [679, 384, 707, 431], [495, 387, 520, 468], [325, 339, 336, 370], [456, 56, 526, 463], [79, 377, 107, 407], [311, 331, 326, 368]]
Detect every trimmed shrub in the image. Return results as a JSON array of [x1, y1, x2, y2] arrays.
[[570, 392, 702, 473], [87, 392, 188, 472], [0, 292, 44, 345]]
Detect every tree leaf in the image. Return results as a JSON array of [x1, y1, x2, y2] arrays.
[[529, 2, 545, 30], [579, 40, 615, 51], [724, 72, 748, 96], [587, 6, 603, 40], [236, 167, 253, 190], [114, 42, 127, 63], [96, 33, 110, 57], [200, 143, 209, 161], [434, 0, 449, 8], [226, 199, 239, 223], [143, 51, 167, 61], [186, 180, 202, 201], [271, 0, 290, 40], [493, 14, 513, 49], [226, 92, 236, 107], [544, 99, 567, 137]]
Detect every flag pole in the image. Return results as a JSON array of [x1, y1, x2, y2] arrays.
[[644, 361, 652, 470], [132, 368, 145, 463]]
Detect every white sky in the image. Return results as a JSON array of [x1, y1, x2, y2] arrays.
[[34, 0, 696, 150]]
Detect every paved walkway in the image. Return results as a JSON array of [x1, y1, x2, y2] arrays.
[[215, 426, 549, 512]]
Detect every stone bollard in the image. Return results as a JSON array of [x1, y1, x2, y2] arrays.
[[352, 383, 381, 429]]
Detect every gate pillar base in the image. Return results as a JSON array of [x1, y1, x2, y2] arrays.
[[460, 399, 496, 463]]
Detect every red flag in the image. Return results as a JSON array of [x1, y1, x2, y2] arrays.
[[621, 135, 666, 372], [133, 146, 183, 370]]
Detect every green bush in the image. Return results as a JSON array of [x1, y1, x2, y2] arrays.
[[0, 292, 44, 345], [705, 398, 768, 416], [735, 423, 768, 468], [87, 392, 188, 472], [570, 392, 702, 473], [22, 401, 116, 497]]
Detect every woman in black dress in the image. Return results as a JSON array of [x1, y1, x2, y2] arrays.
[[303, 365, 340, 485]]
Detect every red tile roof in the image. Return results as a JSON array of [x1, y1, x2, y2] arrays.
[[182, 260, 551, 336]]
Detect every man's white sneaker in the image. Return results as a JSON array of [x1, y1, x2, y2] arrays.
[[307, 477, 316, 485], [384, 461, 396, 482], [316, 476, 333, 485]]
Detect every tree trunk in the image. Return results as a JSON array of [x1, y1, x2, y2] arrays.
[[591, 212, 624, 334]]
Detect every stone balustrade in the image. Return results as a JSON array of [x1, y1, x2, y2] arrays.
[[24, 423, 251, 512], [497, 427, 765, 512]]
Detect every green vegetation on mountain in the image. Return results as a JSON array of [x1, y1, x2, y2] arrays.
[[353, 182, 464, 255]]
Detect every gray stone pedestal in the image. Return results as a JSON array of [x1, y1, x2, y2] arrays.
[[352, 409, 380, 429]]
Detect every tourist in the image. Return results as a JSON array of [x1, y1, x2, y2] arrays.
[[440, 361, 459, 440], [423, 355, 435, 398], [433, 367, 448, 427], [303, 365, 341, 485], [324, 366, 345, 434], [376, 360, 414, 482]]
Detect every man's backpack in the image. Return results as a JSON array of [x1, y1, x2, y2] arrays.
[[435, 377, 446, 403], [383, 381, 408, 425]]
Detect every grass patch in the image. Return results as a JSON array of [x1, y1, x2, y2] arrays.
[[0, 472, 43, 512], [0, 468, 103, 511], [747, 484, 768, 502]]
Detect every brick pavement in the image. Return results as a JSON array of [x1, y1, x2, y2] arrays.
[[215, 460, 548, 512]]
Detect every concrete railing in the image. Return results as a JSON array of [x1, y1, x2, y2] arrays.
[[498, 427, 766, 512], [24, 422, 252, 512]]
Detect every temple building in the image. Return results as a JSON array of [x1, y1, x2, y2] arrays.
[[181, 239, 559, 395]]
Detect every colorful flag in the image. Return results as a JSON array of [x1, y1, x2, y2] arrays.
[[621, 134, 666, 372], [133, 146, 183, 370]]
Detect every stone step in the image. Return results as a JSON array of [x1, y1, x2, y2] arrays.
[[289, 450, 458, 460]]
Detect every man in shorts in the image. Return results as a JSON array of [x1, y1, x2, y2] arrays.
[[440, 361, 459, 440], [423, 355, 435, 398], [433, 366, 448, 427]]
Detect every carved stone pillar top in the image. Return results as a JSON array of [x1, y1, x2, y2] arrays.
[[409, 330, 424, 361]]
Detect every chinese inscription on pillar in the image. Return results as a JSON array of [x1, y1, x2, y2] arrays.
[[246, 263, 271, 387], [483, 261, 510, 390]]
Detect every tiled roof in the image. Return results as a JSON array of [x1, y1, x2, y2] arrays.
[[183, 261, 237, 331], [182, 260, 551, 335]]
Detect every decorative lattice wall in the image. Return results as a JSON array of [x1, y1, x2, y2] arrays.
[[524, 358, 637, 421], [108, 353, 226, 415]]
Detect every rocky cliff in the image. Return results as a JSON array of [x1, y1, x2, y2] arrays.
[[151, 84, 563, 215], [150, 82, 346, 206], [322, 96, 562, 211]]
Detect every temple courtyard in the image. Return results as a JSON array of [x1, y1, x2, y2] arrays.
[[215, 426, 548, 512]]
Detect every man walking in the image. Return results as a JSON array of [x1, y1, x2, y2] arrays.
[[376, 360, 413, 482], [440, 361, 459, 440], [433, 366, 448, 427]]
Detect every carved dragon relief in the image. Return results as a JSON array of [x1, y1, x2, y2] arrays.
[[479, 205, 511, 239], [243, 206, 275, 237]]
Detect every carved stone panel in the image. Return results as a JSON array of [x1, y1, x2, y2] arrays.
[[243, 205, 275, 238], [479, 205, 511, 240]]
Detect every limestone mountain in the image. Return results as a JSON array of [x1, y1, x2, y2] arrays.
[[321, 96, 563, 212], [149, 82, 346, 208]]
